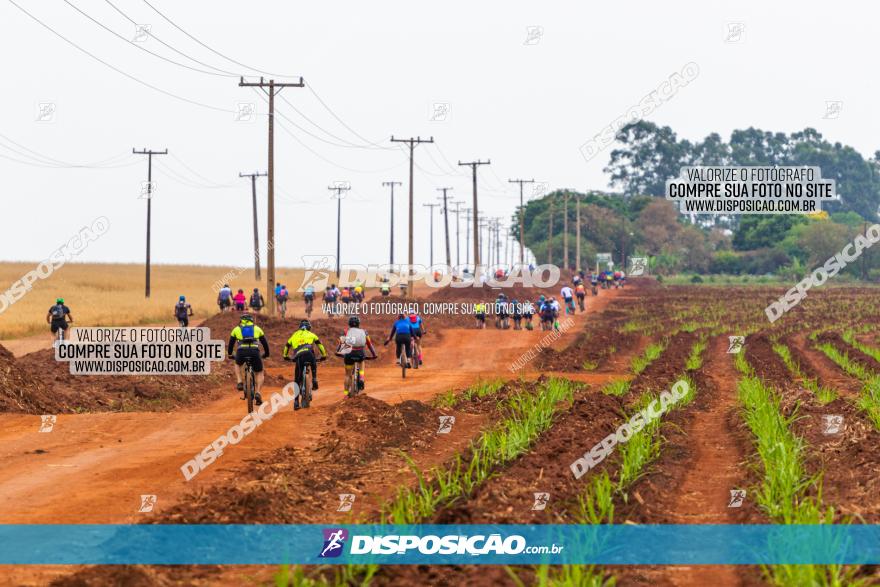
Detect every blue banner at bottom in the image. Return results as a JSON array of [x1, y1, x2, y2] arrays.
[[1, 524, 878, 565]]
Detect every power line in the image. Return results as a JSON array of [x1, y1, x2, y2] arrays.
[[141, 0, 299, 78], [391, 135, 434, 294], [8, 0, 235, 113], [103, 0, 241, 76], [63, 0, 236, 77]]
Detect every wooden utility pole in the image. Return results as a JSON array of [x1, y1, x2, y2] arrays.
[[239, 76, 304, 314], [382, 181, 401, 265], [133, 147, 168, 298], [451, 200, 464, 267], [391, 136, 433, 296], [239, 171, 267, 280], [436, 188, 453, 268], [423, 203, 440, 266], [548, 197, 554, 265], [508, 178, 534, 265], [575, 195, 581, 273], [328, 184, 351, 277], [458, 159, 491, 272], [463, 208, 472, 266], [563, 191, 569, 270]]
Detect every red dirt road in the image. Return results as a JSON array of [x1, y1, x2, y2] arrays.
[[0, 289, 621, 526]]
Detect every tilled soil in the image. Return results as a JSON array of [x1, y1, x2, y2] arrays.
[[627, 331, 698, 399], [817, 331, 880, 375], [784, 333, 863, 397]]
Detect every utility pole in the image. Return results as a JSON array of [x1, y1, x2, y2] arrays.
[[463, 208, 472, 267], [383, 181, 401, 266], [575, 195, 581, 273], [436, 188, 453, 268], [548, 197, 554, 265], [423, 203, 440, 266], [328, 183, 351, 278], [391, 136, 433, 296], [132, 147, 168, 298], [239, 171, 267, 280], [451, 200, 464, 267], [239, 76, 304, 314], [458, 159, 491, 272], [563, 191, 570, 270], [508, 179, 534, 266]]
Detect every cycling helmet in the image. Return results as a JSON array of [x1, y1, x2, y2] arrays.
[[179, 295, 185, 301], [299, 319, 311, 330], [240, 313, 254, 323], [56, 297, 64, 304], [223, 284, 229, 288], [253, 288, 259, 292], [538, 295, 545, 302], [498, 293, 507, 299], [349, 315, 360, 327]]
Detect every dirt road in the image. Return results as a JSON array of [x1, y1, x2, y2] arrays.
[[0, 289, 621, 525]]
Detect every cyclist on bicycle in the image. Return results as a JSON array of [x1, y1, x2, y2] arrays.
[[560, 284, 575, 315], [409, 312, 425, 365], [337, 315, 378, 396], [174, 295, 193, 327], [340, 286, 352, 304], [217, 284, 232, 312], [474, 302, 486, 328], [511, 298, 523, 330], [522, 300, 535, 330], [384, 313, 414, 367], [227, 314, 269, 406], [47, 297, 73, 337], [249, 288, 265, 313], [353, 283, 364, 303], [324, 285, 339, 317], [495, 293, 509, 328], [539, 298, 555, 330], [234, 288, 247, 311], [276, 284, 289, 312], [380, 282, 391, 296], [283, 319, 327, 410], [575, 282, 586, 310]]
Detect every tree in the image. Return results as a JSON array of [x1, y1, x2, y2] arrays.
[[605, 121, 692, 196], [636, 200, 681, 255]]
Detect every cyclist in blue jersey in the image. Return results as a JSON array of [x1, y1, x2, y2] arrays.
[[383, 314, 414, 367]]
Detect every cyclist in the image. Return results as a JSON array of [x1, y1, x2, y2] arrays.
[[283, 319, 328, 410], [572, 273, 582, 287], [303, 284, 315, 314], [409, 311, 425, 365], [276, 284, 289, 317], [353, 283, 364, 303], [380, 281, 391, 297], [341, 286, 352, 304], [495, 293, 509, 329], [560, 284, 575, 315], [539, 298, 555, 330], [522, 300, 535, 330], [619, 270, 626, 288], [337, 315, 378, 396], [474, 302, 487, 329], [383, 313, 414, 367], [249, 288, 265, 313], [227, 314, 269, 406], [511, 298, 523, 330], [590, 273, 599, 296], [217, 284, 232, 312], [575, 282, 586, 311], [550, 297, 561, 330], [233, 288, 247, 311], [174, 295, 193, 327], [323, 286, 338, 317], [613, 270, 622, 289], [274, 283, 282, 299], [47, 297, 73, 339]]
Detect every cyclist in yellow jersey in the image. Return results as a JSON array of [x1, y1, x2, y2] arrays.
[[474, 302, 487, 329], [227, 314, 270, 405], [283, 320, 328, 410]]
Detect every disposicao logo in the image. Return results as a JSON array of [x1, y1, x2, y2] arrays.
[[319, 528, 349, 558]]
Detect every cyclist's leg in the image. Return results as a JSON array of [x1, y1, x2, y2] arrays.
[[343, 360, 354, 394], [233, 349, 245, 391], [307, 351, 318, 388]]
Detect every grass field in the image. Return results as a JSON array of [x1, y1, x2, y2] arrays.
[[0, 262, 311, 339]]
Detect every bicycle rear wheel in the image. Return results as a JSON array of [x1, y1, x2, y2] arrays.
[[302, 364, 313, 408], [245, 365, 255, 414], [400, 350, 407, 379], [412, 341, 420, 369]]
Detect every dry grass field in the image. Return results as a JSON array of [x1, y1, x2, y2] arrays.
[[0, 262, 312, 339]]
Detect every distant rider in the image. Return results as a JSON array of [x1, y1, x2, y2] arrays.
[[174, 295, 193, 327]]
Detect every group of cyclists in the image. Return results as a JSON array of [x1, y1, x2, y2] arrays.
[[224, 308, 426, 410]]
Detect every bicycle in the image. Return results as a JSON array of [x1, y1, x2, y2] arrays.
[[577, 295, 585, 312], [591, 284, 598, 296], [304, 297, 314, 318], [399, 346, 410, 378], [241, 356, 257, 414], [495, 314, 510, 329], [55, 326, 66, 344], [346, 356, 375, 397], [411, 337, 422, 369]]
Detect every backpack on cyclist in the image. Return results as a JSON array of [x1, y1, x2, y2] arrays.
[[250, 293, 263, 307], [50, 304, 65, 320], [240, 324, 255, 344], [175, 302, 188, 319]]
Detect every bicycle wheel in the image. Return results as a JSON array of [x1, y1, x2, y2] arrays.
[[348, 364, 359, 397], [245, 364, 255, 414], [412, 341, 420, 369], [400, 350, 407, 379], [302, 364, 312, 408]]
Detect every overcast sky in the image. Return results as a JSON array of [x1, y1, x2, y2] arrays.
[[2, 1, 876, 268]]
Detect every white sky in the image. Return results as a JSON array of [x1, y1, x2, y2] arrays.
[[1, 0, 877, 267]]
